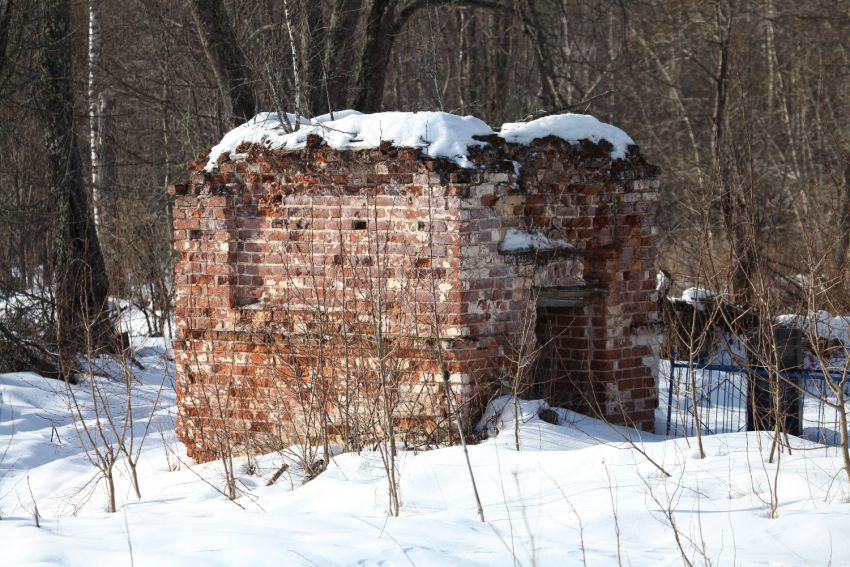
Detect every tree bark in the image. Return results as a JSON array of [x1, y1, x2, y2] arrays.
[[712, 1, 753, 302], [516, 0, 563, 111], [94, 90, 116, 230], [837, 160, 850, 270], [88, 0, 102, 232], [191, 0, 257, 126], [308, 0, 363, 115], [37, 0, 111, 360], [352, 0, 395, 113], [353, 0, 504, 113], [302, 2, 328, 117], [282, 0, 302, 124], [0, 0, 11, 77]]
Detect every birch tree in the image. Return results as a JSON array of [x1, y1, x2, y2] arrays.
[[37, 0, 112, 363]]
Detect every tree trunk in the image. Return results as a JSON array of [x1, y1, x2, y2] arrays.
[[191, 0, 257, 127], [309, 0, 363, 115], [302, 2, 327, 117], [37, 0, 111, 361], [712, 1, 752, 301], [517, 0, 562, 111], [88, 0, 102, 232], [282, 0, 302, 124], [352, 0, 395, 113], [353, 0, 505, 114], [837, 160, 850, 270], [0, 0, 11, 77], [94, 91, 116, 233]]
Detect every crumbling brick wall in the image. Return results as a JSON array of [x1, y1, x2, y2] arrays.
[[171, 134, 659, 462]]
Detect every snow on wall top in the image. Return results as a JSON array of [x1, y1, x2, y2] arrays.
[[205, 111, 493, 171], [499, 114, 634, 160], [205, 110, 634, 171]]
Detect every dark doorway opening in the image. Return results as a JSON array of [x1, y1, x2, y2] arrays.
[[533, 286, 602, 413]]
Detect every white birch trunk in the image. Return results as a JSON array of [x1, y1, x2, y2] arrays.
[[88, 0, 102, 233], [283, 0, 302, 128]]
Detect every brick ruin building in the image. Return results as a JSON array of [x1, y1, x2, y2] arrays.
[[170, 112, 660, 462]]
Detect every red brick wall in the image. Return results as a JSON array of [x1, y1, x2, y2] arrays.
[[171, 136, 659, 461]]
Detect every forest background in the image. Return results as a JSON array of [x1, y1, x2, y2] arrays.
[[1, 0, 849, 347]]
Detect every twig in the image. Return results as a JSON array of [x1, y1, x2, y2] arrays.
[[266, 462, 290, 486], [123, 508, 135, 567], [26, 476, 40, 528], [442, 370, 485, 522], [516, 90, 613, 122]]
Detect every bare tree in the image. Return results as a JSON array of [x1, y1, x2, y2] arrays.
[[515, 0, 563, 111], [308, 0, 363, 115], [88, 0, 103, 231], [191, 0, 257, 126], [37, 0, 112, 361], [353, 0, 506, 112]]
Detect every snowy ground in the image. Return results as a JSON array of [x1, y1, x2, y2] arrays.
[[2, 328, 850, 565]]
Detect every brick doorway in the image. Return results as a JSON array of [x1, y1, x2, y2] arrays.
[[533, 286, 601, 413]]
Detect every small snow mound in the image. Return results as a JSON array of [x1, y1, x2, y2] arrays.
[[499, 113, 634, 159], [777, 310, 850, 359], [206, 110, 494, 171], [499, 228, 574, 253], [477, 395, 554, 436], [680, 287, 715, 312]]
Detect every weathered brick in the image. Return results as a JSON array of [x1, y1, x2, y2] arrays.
[[171, 137, 660, 462]]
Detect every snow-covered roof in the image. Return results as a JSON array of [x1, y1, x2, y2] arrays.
[[205, 110, 635, 172]]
